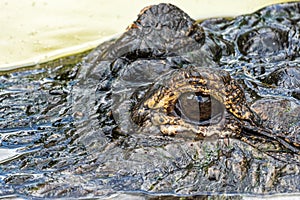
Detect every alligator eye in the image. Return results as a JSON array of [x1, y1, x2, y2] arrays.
[[174, 92, 224, 125]]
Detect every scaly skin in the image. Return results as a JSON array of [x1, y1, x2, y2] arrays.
[[1, 2, 300, 197], [131, 66, 258, 138], [94, 3, 299, 154]]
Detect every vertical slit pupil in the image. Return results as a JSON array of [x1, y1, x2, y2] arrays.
[[174, 92, 224, 125], [175, 92, 212, 122]]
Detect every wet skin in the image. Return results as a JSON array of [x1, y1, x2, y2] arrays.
[[66, 2, 300, 195], [86, 3, 300, 154], [1, 2, 300, 197]]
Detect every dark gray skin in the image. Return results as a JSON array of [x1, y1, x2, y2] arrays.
[[0, 2, 300, 198], [78, 2, 300, 195], [81, 3, 300, 151], [65, 2, 300, 196]]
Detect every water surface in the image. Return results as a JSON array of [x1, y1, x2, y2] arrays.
[[0, 1, 300, 199]]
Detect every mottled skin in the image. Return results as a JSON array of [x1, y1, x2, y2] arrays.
[[131, 67, 257, 137], [75, 5, 300, 193], [130, 64, 300, 153], [41, 2, 300, 196], [105, 3, 300, 154], [1, 2, 300, 198], [78, 3, 300, 156]]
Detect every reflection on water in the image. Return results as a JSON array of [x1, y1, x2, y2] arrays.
[[0, 149, 18, 163], [0, 54, 85, 197], [0, 1, 300, 199]]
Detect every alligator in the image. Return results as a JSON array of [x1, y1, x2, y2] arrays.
[[0, 1, 300, 198]]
